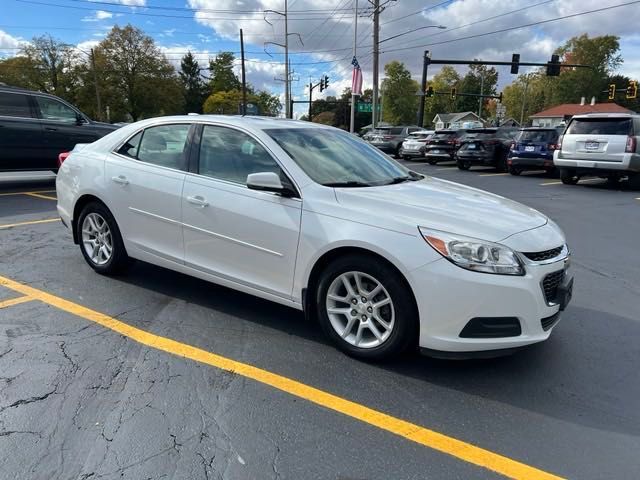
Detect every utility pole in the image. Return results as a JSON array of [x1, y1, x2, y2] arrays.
[[308, 81, 313, 121], [349, 0, 359, 133], [284, 0, 290, 118], [478, 72, 485, 118], [417, 50, 430, 128], [240, 29, 247, 115], [520, 76, 530, 125], [90, 48, 102, 121], [371, 0, 380, 128]]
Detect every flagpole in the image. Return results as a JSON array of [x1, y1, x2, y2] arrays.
[[349, 0, 358, 133]]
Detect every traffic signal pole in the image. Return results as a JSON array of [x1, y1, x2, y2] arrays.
[[371, 0, 380, 128], [417, 50, 430, 128]]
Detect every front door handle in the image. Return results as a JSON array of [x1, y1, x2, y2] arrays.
[[186, 195, 209, 207], [111, 175, 129, 186], [44, 127, 58, 132]]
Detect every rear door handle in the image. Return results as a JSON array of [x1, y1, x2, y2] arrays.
[[186, 195, 209, 207], [111, 175, 129, 186]]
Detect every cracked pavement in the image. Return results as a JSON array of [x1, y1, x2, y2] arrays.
[[1, 171, 639, 479]]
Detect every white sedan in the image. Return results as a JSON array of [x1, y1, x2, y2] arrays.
[[56, 116, 573, 360]]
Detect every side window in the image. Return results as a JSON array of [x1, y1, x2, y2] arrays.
[[137, 124, 190, 171], [36, 96, 79, 123], [0, 92, 32, 118], [117, 131, 142, 159], [199, 125, 283, 185]]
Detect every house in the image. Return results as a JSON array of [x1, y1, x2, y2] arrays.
[[530, 102, 632, 127], [432, 112, 484, 130], [499, 117, 520, 127]]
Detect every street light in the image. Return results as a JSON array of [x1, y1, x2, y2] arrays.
[[372, 24, 446, 127], [379, 25, 446, 44]]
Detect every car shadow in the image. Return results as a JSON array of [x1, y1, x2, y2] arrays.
[[113, 261, 640, 438]]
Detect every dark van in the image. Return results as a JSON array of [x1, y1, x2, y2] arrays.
[[0, 85, 118, 172]]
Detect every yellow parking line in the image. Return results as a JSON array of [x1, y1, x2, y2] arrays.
[[0, 295, 33, 309], [0, 274, 563, 480], [0, 218, 59, 230], [0, 190, 56, 197], [479, 173, 510, 177], [24, 192, 57, 201], [436, 167, 456, 170], [540, 178, 603, 186], [540, 181, 563, 186]]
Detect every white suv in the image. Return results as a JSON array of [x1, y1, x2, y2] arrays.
[[554, 113, 640, 186]]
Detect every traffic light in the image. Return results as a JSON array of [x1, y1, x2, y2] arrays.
[[451, 87, 456, 99], [324, 75, 329, 90], [319, 76, 325, 92], [510, 53, 520, 75], [497, 92, 503, 103], [627, 80, 638, 99], [546, 54, 561, 76], [426, 86, 434, 97], [608, 84, 616, 100]]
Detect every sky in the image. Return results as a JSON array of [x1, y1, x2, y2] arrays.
[[0, 0, 639, 118]]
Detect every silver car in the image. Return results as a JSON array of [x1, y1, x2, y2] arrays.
[[554, 113, 640, 186]]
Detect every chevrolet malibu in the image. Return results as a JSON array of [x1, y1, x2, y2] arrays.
[[56, 116, 574, 360]]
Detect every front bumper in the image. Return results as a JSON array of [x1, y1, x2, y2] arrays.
[[408, 255, 572, 353]]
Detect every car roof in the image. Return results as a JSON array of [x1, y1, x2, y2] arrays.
[[0, 84, 64, 100], [520, 127, 557, 131], [572, 113, 639, 119], [130, 115, 328, 131]]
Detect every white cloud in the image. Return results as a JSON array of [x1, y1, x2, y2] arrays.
[[88, 0, 146, 5], [82, 10, 114, 22], [0, 29, 26, 57]]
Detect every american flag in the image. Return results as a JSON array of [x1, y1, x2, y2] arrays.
[[351, 56, 363, 95]]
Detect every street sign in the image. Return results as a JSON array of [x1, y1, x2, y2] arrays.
[[356, 103, 381, 113]]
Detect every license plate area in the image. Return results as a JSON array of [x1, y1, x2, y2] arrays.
[[525, 145, 535, 152], [585, 141, 599, 150]]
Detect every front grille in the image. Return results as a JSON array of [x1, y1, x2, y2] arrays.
[[541, 312, 561, 331], [523, 246, 563, 262], [542, 270, 565, 304]]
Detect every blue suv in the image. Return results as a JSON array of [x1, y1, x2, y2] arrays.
[[507, 127, 562, 175]]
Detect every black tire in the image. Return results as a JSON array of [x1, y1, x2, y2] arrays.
[[508, 166, 522, 176], [606, 175, 620, 186], [315, 254, 418, 360], [427, 158, 438, 165], [457, 159, 471, 170], [395, 145, 402, 159], [560, 168, 579, 185], [77, 201, 131, 275], [627, 173, 640, 190]]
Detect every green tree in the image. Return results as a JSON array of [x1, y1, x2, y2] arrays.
[[179, 51, 206, 114], [208, 52, 240, 93], [552, 34, 622, 104], [253, 90, 282, 117], [422, 66, 460, 128], [455, 64, 498, 118], [381, 61, 419, 125], [96, 25, 183, 120], [0, 56, 43, 91]]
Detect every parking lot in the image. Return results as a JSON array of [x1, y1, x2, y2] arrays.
[[1, 165, 639, 480]]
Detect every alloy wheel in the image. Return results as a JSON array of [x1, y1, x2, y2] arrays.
[[325, 271, 395, 349], [81, 212, 113, 266]]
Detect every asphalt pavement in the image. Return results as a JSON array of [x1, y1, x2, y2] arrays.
[[0, 165, 639, 480]]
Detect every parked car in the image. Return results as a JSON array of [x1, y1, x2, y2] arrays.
[[399, 130, 434, 160], [507, 127, 561, 175], [366, 125, 421, 157], [554, 113, 640, 187], [456, 128, 513, 171], [423, 130, 467, 165], [57, 116, 573, 360], [0, 85, 119, 173]]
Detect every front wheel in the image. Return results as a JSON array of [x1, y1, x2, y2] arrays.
[[509, 166, 522, 176], [315, 255, 417, 360], [560, 168, 579, 185], [77, 202, 131, 275], [427, 158, 437, 165]]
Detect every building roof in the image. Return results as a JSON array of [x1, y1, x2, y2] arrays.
[[434, 111, 481, 123], [531, 103, 632, 118]]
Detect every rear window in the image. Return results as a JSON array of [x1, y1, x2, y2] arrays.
[[566, 118, 633, 136], [0, 92, 32, 118], [465, 132, 498, 140], [517, 130, 558, 142], [389, 127, 404, 135], [408, 132, 431, 139], [432, 132, 456, 140]]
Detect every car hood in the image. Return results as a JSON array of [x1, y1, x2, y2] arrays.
[[334, 176, 548, 242]]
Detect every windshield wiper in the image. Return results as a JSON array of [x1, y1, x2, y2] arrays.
[[322, 181, 373, 188], [407, 171, 425, 181], [384, 176, 412, 185]]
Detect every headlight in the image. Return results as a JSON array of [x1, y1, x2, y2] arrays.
[[419, 227, 524, 276]]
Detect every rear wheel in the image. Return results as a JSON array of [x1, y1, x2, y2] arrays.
[[606, 175, 621, 186], [427, 158, 437, 165], [315, 254, 417, 360], [508, 166, 522, 176], [560, 168, 579, 185], [77, 202, 131, 275], [627, 173, 640, 190], [395, 145, 402, 159], [457, 159, 471, 170]]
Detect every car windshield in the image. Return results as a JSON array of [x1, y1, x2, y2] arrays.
[[408, 132, 431, 139], [566, 118, 633, 135], [266, 128, 412, 187], [517, 130, 558, 142]]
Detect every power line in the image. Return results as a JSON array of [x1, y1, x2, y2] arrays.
[[380, 0, 640, 53], [380, 0, 451, 26]]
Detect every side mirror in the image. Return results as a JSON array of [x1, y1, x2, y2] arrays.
[[247, 172, 297, 197], [76, 114, 87, 126]]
